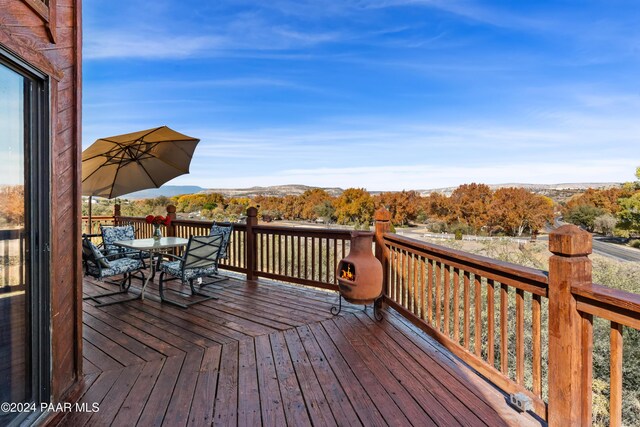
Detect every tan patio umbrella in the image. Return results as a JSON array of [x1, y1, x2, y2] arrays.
[[82, 126, 200, 232]]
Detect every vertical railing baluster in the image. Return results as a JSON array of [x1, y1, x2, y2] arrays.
[[464, 271, 471, 349], [516, 288, 525, 384], [532, 293, 542, 397], [311, 237, 316, 281], [427, 259, 433, 325], [284, 234, 289, 277], [475, 274, 482, 357], [581, 313, 593, 425], [435, 261, 441, 331], [500, 284, 509, 375], [420, 257, 426, 322], [610, 322, 623, 427], [453, 268, 460, 343], [408, 252, 412, 310], [413, 253, 419, 317], [326, 238, 330, 284], [333, 239, 337, 284], [487, 279, 495, 365], [444, 264, 450, 336], [399, 249, 407, 308]]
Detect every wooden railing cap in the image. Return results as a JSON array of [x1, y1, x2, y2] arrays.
[[375, 207, 391, 221], [549, 224, 592, 256], [247, 207, 258, 217]]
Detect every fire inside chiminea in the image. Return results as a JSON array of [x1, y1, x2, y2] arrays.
[[332, 231, 383, 320], [340, 262, 356, 281]]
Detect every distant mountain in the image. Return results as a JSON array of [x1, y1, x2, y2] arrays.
[[123, 185, 205, 199], [202, 185, 344, 198]]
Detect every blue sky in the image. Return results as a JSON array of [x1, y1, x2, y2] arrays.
[[83, 0, 640, 191]]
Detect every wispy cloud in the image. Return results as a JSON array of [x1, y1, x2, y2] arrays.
[[84, 32, 224, 60], [84, 14, 343, 60]]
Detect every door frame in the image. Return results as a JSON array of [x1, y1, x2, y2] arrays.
[[0, 45, 51, 425]]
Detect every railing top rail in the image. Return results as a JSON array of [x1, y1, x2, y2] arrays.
[[253, 224, 353, 238], [172, 218, 246, 229], [0, 229, 24, 240], [81, 215, 116, 220], [573, 282, 640, 328], [384, 232, 549, 293]]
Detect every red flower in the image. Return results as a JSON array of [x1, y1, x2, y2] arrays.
[[145, 215, 170, 226]]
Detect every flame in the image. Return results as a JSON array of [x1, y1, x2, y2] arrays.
[[340, 264, 355, 281]]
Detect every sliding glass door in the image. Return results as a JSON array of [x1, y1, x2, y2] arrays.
[[0, 50, 50, 426]]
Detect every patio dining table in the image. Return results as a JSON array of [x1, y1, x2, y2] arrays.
[[114, 237, 188, 302]]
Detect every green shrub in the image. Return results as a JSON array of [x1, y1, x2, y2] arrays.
[[454, 229, 463, 240], [630, 239, 640, 249]]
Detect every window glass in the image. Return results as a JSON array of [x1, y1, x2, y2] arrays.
[[0, 61, 29, 422]]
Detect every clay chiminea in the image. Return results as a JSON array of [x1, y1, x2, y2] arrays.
[[332, 231, 383, 320]]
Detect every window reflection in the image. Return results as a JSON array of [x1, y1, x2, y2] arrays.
[[0, 62, 28, 417]]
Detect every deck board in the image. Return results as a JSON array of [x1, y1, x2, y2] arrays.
[[53, 273, 542, 426]]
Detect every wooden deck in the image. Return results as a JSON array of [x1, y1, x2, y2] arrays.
[[56, 272, 542, 426]]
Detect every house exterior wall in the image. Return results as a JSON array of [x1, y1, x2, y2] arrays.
[[0, 0, 82, 403]]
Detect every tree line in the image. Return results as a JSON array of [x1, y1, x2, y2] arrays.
[[82, 184, 553, 237], [562, 167, 640, 237], [77, 166, 640, 238]]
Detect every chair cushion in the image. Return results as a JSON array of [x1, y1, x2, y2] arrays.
[[210, 224, 232, 259], [101, 225, 135, 256], [159, 260, 218, 281], [88, 257, 143, 278], [82, 239, 110, 268]]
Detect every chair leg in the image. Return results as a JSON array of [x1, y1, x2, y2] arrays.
[[158, 273, 195, 308], [190, 278, 219, 301], [159, 275, 219, 308], [84, 273, 136, 307]]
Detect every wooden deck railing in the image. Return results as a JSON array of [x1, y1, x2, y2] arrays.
[[253, 225, 351, 291], [571, 283, 640, 426], [0, 228, 25, 293], [82, 205, 640, 426], [381, 231, 549, 417]]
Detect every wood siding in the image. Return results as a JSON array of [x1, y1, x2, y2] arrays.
[[0, 0, 82, 402]]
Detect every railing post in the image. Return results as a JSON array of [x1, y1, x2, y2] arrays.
[[548, 225, 592, 426], [245, 207, 258, 281], [374, 208, 391, 295], [166, 205, 177, 237], [113, 203, 121, 226]]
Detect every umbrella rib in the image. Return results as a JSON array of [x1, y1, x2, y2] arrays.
[[108, 145, 133, 199]]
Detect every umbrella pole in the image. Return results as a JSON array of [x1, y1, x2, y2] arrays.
[[88, 195, 92, 235]]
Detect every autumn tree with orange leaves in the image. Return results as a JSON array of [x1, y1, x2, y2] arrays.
[[489, 188, 554, 236], [374, 190, 422, 226], [334, 188, 375, 225], [447, 183, 493, 233], [299, 189, 333, 220]]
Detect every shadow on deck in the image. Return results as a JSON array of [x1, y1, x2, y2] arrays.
[[57, 272, 542, 426]]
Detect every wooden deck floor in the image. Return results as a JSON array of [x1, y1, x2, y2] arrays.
[[57, 272, 542, 426]]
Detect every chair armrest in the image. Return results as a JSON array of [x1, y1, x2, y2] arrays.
[[161, 253, 184, 262]]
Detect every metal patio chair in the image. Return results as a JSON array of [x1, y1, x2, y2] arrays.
[[81, 236, 146, 307], [158, 233, 224, 308], [100, 224, 150, 262], [201, 222, 233, 284]]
